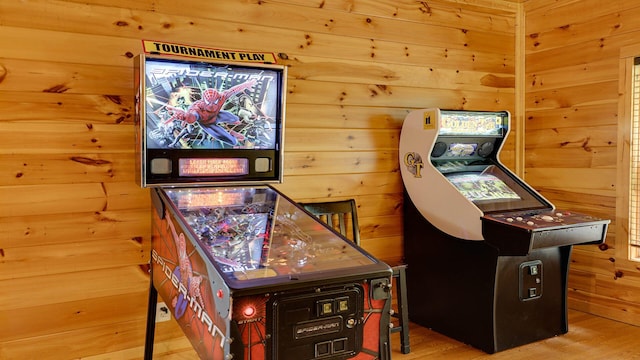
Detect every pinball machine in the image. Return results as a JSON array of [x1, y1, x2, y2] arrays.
[[398, 108, 609, 353], [134, 54, 393, 359]]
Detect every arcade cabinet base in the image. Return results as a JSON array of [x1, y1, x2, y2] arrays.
[[403, 195, 570, 353]]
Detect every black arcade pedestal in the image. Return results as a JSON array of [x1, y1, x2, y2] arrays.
[[404, 194, 609, 353]]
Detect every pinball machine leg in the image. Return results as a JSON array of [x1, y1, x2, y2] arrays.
[[144, 280, 158, 360]]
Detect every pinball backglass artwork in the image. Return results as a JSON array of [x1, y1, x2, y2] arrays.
[[134, 54, 286, 186]]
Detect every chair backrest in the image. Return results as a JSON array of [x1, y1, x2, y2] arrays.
[[299, 199, 361, 246]]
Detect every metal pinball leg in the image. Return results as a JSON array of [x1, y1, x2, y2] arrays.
[[144, 280, 158, 360], [395, 265, 411, 354]]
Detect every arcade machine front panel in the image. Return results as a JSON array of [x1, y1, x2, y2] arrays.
[[136, 53, 393, 360], [399, 108, 609, 353]]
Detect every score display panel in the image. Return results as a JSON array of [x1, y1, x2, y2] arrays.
[[134, 54, 287, 187]]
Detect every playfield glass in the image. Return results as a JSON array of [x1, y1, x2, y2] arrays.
[[164, 186, 378, 283]]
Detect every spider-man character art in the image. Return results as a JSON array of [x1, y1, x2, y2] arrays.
[[163, 79, 257, 146], [143, 59, 281, 151]]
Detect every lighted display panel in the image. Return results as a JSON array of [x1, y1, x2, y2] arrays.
[[444, 167, 550, 214], [134, 54, 287, 186]]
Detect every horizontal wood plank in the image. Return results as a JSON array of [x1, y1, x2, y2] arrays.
[[525, 81, 619, 110], [359, 214, 402, 239], [525, 167, 616, 191], [525, 58, 618, 92], [360, 235, 404, 264], [569, 284, 640, 325], [0, 58, 133, 96], [287, 78, 515, 109], [0, 153, 137, 186], [525, 125, 617, 150], [0, 239, 147, 281], [525, 147, 616, 169], [525, 33, 637, 73], [272, 0, 518, 30], [525, 103, 618, 130], [525, 0, 640, 47], [284, 55, 516, 89], [0, 291, 148, 342], [0, 209, 150, 249], [0, 182, 149, 217], [285, 104, 407, 129], [1, 267, 148, 310], [0, 53, 513, 102], [0, 123, 135, 155], [284, 128, 399, 151], [284, 150, 398, 175], [275, 172, 404, 198]]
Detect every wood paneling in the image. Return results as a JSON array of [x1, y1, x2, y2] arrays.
[[0, 0, 517, 357], [524, 0, 640, 327]]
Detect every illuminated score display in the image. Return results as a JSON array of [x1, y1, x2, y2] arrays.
[[179, 158, 249, 177], [439, 113, 504, 136], [174, 191, 246, 209]]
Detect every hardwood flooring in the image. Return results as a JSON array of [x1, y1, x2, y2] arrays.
[[90, 309, 640, 359], [390, 309, 640, 359]]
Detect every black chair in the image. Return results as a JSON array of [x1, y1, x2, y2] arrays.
[[300, 199, 410, 354]]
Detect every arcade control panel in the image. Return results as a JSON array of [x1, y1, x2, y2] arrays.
[[481, 210, 610, 255]]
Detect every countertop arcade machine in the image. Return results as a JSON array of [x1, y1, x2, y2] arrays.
[[398, 108, 609, 353], [135, 53, 393, 360]]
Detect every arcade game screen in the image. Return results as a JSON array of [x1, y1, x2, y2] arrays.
[[445, 165, 550, 214], [447, 172, 520, 202]]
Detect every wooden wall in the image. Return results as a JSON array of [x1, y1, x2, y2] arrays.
[[0, 0, 519, 358], [523, 0, 640, 326]]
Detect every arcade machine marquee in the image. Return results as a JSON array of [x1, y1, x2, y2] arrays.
[[399, 108, 609, 353], [135, 54, 392, 359]]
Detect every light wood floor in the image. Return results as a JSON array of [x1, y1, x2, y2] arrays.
[[390, 309, 640, 359], [91, 309, 640, 359]]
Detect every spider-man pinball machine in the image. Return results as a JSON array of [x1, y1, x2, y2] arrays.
[[399, 109, 610, 353], [135, 54, 392, 360]]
